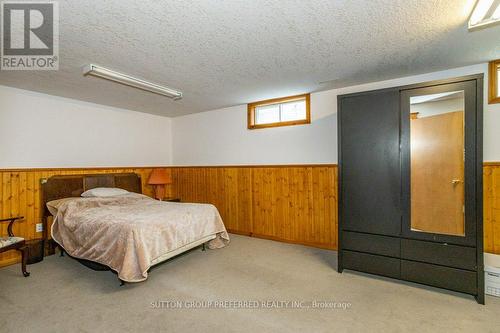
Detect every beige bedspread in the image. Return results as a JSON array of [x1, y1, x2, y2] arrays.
[[49, 193, 229, 282]]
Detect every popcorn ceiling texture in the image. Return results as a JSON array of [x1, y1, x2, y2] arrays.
[[0, 0, 499, 117]]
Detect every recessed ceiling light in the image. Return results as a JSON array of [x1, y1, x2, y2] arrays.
[[83, 64, 182, 100], [469, 0, 500, 30]]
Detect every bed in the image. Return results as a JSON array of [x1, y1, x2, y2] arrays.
[[41, 173, 229, 283]]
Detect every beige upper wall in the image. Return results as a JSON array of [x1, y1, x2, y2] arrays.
[[411, 98, 464, 118], [1, 63, 498, 169], [172, 63, 500, 165], [0, 85, 173, 168]]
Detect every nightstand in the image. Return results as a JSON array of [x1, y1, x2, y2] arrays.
[[160, 197, 181, 202], [25, 239, 45, 264]]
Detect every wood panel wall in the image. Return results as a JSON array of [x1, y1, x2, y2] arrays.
[[170, 165, 338, 250], [484, 163, 500, 254], [1, 163, 499, 268], [171, 164, 500, 255], [0, 167, 172, 267]]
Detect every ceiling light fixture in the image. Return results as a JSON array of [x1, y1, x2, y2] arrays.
[[469, 0, 500, 30], [83, 64, 182, 100]]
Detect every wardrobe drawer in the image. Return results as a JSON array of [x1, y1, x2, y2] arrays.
[[401, 260, 477, 295], [343, 250, 400, 279], [343, 231, 400, 258], [401, 239, 476, 271]]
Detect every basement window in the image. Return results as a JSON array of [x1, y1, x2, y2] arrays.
[[490, 59, 500, 104], [247, 94, 310, 129]]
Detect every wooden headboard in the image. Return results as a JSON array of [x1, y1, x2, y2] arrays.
[[41, 173, 142, 218]]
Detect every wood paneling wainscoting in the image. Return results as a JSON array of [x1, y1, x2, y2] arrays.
[[484, 162, 500, 254], [0, 167, 172, 267], [170, 165, 338, 250], [1, 163, 500, 268]]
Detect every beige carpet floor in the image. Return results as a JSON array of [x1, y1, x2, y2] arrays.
[[0, 234, 499, 333]]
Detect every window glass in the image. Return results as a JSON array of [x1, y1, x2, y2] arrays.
[[248, 94, 310, 129], [497, 65, 500, 96], [280, 100, 307, 122], [255, 104, 280, 124]]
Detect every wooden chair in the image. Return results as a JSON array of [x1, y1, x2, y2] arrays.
[[0, 216, 30, 277]]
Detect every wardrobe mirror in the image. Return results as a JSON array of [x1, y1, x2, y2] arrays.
[[409, 91, 465, 236]]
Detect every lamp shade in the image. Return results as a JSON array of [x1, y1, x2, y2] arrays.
[[148, 169, 171, 185]]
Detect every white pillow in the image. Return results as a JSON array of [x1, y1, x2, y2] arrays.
[[81, 187, 129, 198]]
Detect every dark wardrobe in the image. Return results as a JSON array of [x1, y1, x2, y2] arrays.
[[338, 74, 484, 304]]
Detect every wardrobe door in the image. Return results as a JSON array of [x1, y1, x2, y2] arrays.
[[401, 80, 478, 246], [339, 90, 401, 236]]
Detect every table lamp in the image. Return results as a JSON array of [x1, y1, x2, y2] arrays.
[[148, 169, 171, 200]]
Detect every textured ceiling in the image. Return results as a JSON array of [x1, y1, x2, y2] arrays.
[[0, 0, 499, 117]]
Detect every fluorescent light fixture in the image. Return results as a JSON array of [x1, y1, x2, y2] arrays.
[[83, 64, 182, 100], [469, 0, 500, 29]]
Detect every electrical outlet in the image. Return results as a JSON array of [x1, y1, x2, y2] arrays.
[[36, 223, 43, 233]]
